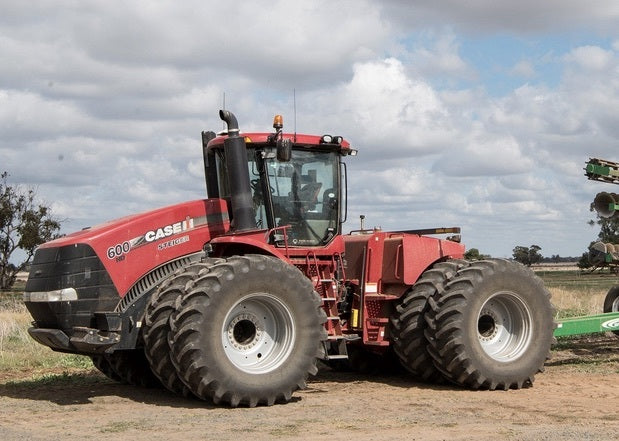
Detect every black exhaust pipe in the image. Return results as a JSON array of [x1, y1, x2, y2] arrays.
[[219, 110, 255, 232]]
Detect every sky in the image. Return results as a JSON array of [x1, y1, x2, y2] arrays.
[[2, 0, 619, 259]]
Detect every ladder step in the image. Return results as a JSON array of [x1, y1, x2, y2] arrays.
[[367, 318, 389, 324], [364, 294, 399, 301], [327, 335, 345, 340], [325, 354, 348, 360], [321, 297, 337, 302], [363, 341, 390, 346], [326, 316, 340, 320], [319, 279, 333, 283]]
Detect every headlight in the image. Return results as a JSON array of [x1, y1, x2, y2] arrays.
[[23, 288, 78, 302]]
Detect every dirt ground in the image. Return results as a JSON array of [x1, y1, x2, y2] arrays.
[[1, 335, 618, 441]]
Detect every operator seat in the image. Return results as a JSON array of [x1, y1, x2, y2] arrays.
[[298, 182, 322, 211]]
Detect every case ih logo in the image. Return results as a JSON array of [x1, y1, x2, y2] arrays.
[[144, 219, 194, 243], [107, 218, 196, 260]]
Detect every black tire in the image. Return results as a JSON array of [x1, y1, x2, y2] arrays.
[[603, 285, 619, 336], [426, 259, 555, 390], [143, 260, 222, 396], [106, 349, 162, 388], [169, 254, 327, 407], [390, 260, 468, 382], [90, 354, 122, 382]]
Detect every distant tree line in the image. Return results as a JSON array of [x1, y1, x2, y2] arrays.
[[465, 246, 581, 266]]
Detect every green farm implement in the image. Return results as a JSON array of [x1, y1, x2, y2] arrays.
[[555, 157, 619, 337]]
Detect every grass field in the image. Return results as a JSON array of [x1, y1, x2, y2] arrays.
[[534, 269, 618, 318], [0, 268, 617, 379], [0, 293, 92, 376]]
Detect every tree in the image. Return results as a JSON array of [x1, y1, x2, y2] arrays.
[[0, 172, 61, 289], [464, 248, 490, 260], [587, 215, 619, 244], [512, 245, 543, 266], [577, 251, 592, 270]]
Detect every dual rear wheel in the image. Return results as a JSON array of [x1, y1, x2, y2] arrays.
[[392, 259, 555, 389]]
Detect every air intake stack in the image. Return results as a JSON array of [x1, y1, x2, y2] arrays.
[[219, 110, 256, 232]]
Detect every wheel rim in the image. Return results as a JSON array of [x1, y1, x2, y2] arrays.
[[477, 291, 533, 362], [612, 296, 619, 312], [221, 293, 295, 374]]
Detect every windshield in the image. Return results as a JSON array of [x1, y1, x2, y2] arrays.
[[215, 147, 340, 246]]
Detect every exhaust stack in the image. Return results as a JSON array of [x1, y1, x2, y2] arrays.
[[219, 110, 256, 232]]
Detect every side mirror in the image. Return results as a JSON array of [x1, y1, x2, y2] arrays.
[[277, 138, 292, 162]]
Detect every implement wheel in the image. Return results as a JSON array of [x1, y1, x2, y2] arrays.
[[603, 286, 619, 336], [426, 259, 555, 390], [169, 255, 326, 407], [390, 259, 468, 382]]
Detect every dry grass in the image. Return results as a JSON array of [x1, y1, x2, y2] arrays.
[[0, 300, 30, 353], [536, 269, 617, 318], [548, 286, 607, 318], [0, 299, 91, 375]]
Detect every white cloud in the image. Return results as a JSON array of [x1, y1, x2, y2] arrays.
[[411, 33, 476, 80], [510, 60, 536, 78], [565, 46, 614, 71]]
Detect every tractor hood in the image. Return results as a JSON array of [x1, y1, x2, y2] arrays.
[[32, 198, 230, 296]]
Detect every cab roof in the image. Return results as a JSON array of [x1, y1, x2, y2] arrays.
[[207, 132, 354, 155]]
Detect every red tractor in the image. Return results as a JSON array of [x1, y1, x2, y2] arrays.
[[24, 110, 555, 406]]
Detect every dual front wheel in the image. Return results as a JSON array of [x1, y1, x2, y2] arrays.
[[143, 254, 326, 407]]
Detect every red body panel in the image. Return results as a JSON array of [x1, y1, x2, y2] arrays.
[[343, 230, 465, 345], [40, 199, 230, 296], [343, 230, 465, 290]]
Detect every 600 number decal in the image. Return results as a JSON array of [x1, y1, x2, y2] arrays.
[[107, 241, 131, 260]]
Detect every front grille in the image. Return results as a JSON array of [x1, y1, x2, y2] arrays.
[[25, 244, 118, 328]]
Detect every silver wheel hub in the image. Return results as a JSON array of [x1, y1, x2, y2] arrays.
[[226, 312, 264, 350], [477, 291, 533, 362], [221, 293, 295, 374]]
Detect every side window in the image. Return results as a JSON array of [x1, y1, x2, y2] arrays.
[[215, 151, 229, 197], [248, 151, 266, 228]]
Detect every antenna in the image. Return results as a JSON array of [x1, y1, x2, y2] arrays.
[[293, 88, 297, 142]]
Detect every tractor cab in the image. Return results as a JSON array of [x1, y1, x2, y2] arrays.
[[204, 114, 356, 248]]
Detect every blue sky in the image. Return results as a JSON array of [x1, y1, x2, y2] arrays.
[[1, 0, 619, 259], [460, 33, 614, 95]]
